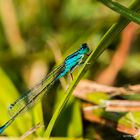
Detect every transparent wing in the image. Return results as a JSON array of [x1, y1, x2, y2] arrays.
[[8, 63, 65, 118]]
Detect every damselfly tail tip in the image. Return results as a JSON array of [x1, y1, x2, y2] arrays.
[[0, 124, 6, 134], [0, 120, 12, 134]]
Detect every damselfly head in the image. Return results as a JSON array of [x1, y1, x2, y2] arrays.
[[79, 43, 90, 54]]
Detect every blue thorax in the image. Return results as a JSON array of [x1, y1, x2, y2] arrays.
[[57, 43, 89, 79]]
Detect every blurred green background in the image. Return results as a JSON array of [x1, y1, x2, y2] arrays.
[[0, 0, 140, 139]]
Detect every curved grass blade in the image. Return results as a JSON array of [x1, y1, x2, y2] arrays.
[[99, 0, 140, 24]]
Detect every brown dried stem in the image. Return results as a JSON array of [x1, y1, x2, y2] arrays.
[[83, 103, 140, 137], [74, 80, 140, 100]]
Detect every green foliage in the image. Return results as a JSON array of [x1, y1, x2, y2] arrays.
[[87, 92, 110, 104]]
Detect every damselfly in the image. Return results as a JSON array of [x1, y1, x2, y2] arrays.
[[0, 43, 90, 134]]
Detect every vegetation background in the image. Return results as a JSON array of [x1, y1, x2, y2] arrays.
[[0, 0, 140, 139]]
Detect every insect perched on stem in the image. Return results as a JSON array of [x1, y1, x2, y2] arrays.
[[0, 43, 90, 134]]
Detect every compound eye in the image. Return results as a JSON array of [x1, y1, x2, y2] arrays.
[[81, 43, 88, 49]]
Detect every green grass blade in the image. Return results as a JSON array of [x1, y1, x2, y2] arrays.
[[0, 68, 32, 135], [99, 0, 140, 24], [43, 0, 140, 138]]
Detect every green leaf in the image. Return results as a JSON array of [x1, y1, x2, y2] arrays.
[[99, 0, 140, 24], [87, 92, 110, 104], [0, 67, 32, 135], [31, 102, 44, 136], [52, 97, 83, 137], [118, 112, 140, 129], [122, 94, 140, 100]]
